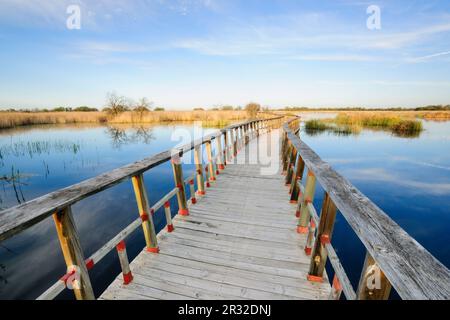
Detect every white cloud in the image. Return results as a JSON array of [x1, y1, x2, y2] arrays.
[[343, 167, 450, 195]]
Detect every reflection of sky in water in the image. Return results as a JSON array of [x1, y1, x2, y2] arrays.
[[300, 120, 450, 299], [0, 124, 217, 299], [0, 120, 449, 299]]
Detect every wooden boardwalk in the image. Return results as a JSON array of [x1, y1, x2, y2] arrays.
[[100, 133, 331, 300], [2, 116, 449, 300]]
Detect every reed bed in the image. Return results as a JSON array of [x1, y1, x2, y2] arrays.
[[305, 112, 424, 136], [0, 110, 266, 130]]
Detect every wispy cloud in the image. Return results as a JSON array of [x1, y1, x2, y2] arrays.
[[407, 50, 450, 63], [343, 167, 450, 195], [286, 54, 380, 62]]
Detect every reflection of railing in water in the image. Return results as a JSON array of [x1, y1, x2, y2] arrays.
[[0, 116, 282, 300], [282, 117, 450, 300]]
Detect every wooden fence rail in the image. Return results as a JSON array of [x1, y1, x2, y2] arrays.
[[0, 116, 282, 300], [282, 117, 450, 300]]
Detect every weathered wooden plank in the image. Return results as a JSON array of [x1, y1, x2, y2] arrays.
[[0, 117, 282, 241], [284, 120, 450, 300]]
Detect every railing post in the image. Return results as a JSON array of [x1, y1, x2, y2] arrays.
[[131, 173, 159, 252], [194, 146, 205, 196], [232, 129, 238, 157], [52, 206, 95, 300], [171, 155, 189, 216], [189, 179, 197, 204], [229, 129, 234, 159], [215, 135, 225, 171], [205, 140, 216, 182], [357, 252, 392, 300], [297, 169, 316, 233], [290, 155, 305, 203], [164, 201, 174, 232], [282, 141, 292, 174], [307, 192, 337, 281], [329, 275, 343, 300], [285, 146, 297, 186], [223, 131, 229, 164], [116, 240, 133, 285]]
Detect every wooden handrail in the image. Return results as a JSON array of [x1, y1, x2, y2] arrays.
[[0, 116, 282, 300], [283, 117, 450, 300], [0, 116, 282, 242]]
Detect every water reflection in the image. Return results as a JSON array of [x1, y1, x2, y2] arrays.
[[0, 123, 216, 298], [105, 125, 155, 148]]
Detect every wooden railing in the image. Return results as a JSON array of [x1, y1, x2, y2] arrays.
[[0, 116, 283, 300], [282, 117, 450, 300]]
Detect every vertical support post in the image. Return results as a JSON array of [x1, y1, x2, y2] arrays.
[[171, 155, 189, 216], [246, 124, 250, 144], [285, 147, 297, 186], [233, 128, 238, 157], [205, 140, 216, 181], [194, 146, 205, 196], [116, 240, 133, 285], [305, 218, 316, 253], [223, 131, 229, 165], [132, 173, 159, 252], [164, 201, 174, 232], [290, 155, 305, 202], [357, 253, 392, 300], [282, 141, 292, 174], [308, 192, 337, 281], [329, 275, 343, 300], [189, 179, 196, 204], [216, 135, 225, 170], [52, 207, 95, 300], [297, 170, 316, 233]]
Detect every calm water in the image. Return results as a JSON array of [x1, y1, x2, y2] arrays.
[[0, 120, 449, 299]]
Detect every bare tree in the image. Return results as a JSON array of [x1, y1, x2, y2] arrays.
[[134, 97, 153, 120], [104, 92, 129, 116], [245, 102, 261, 118]]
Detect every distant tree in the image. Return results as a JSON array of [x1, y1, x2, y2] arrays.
[[52, 107, 66, 112], [235, 106, 242, 111], [193, 107, 204, 111], [133, 97, 153, 119], [74, 106, 99, 112], [245, 102, 261, 118], [154, 107, 165, 111], [105, 92, 129, 116], [221, 105, 234, 111]]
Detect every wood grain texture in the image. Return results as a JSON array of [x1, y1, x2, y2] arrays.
[[0, 117, 282, 242], [101, 131, 331, 300], [284, 119, 450, 300]]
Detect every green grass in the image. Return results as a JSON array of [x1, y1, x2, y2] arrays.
[[305, 113, 423, 137]]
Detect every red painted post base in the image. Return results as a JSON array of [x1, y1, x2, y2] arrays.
[[304, 247, 312, 255], [297, 226, 308, 234], [191, 197, 197, 204], [179, 208, 189, 216], [289, 200, 298, 204], [210, 177, 216, 181], [295, 210, 300, 218], [123, 271, 133, 285], [219, 164, 225, 170], [307, 274, 323, 283], [197, 190, 206, 196], [146, 246, 160, 254], [167, 224, 174, 232]]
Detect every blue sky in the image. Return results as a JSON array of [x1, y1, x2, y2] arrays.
[[0, 0, 450, 109]]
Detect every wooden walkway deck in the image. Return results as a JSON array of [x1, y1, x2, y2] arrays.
[[100, 132, 331, 300]]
